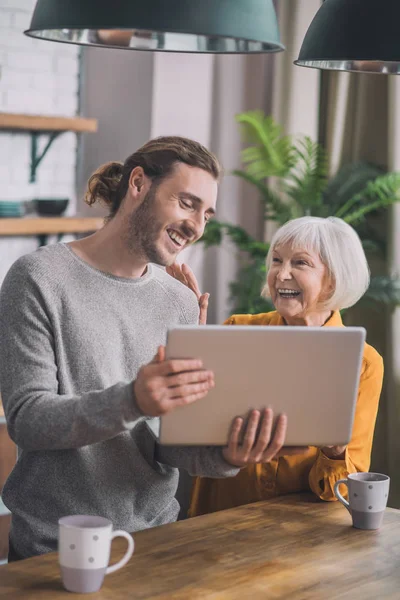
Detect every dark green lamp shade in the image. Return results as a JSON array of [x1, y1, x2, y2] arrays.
[[24, 0, 284, 54], [295, 0, 400, 74]]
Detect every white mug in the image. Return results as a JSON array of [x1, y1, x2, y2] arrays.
[[334, 472, 390, 530], [58, 515, 134, 594]]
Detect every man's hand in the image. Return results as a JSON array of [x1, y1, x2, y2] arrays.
[[134, 346, 214, 417], [222, 409, 309, 468], [166, 263, 209, 325]]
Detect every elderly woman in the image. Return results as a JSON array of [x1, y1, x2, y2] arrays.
[[169, 216, 384, 516]]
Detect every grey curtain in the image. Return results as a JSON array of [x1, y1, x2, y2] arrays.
[[317, 70, 400, 508]]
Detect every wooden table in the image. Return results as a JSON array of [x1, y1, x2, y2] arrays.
[[1, 494, 399, 599]]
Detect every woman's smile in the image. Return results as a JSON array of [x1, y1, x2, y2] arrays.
[[276, 288, 301, 299]]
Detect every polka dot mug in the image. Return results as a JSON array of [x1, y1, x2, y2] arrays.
[[334, 472, 390, 530], [58, 515, 134, 594]]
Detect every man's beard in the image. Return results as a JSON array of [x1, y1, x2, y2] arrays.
[[124, 184, 172, 266]]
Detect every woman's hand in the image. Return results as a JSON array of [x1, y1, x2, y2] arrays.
[[222, 408, 309, 468], [320, 445, 347, 460], [166, 263, 209, 325]]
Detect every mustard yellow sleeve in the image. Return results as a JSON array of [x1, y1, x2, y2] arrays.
[[308, 349, 383, 501], [224, 315, 236, 325]]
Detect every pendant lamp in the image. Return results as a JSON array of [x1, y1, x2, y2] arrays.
[[24, 0, 284, 54], [295, 0, 400, 74]]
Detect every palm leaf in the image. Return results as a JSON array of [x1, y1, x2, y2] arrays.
[[285, 136, 329, 213], [233, 169, 292, 222], [199, 220, 224, 248], [336, 172, 400, 221], [323, 161, 385, 215], [236, 111, 296, 179], [200, 220, 269, 259], [360, 275, 400, 308], [222, 223, 269, 258], [344, 197, 399, 225]]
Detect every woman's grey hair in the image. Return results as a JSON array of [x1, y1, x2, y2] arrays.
[[262, 216, 370, 311]]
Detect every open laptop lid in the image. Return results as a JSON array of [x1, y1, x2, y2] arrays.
[[159, 325, 365, 446]]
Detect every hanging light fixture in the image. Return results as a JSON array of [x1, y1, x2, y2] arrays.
[[24, 0, 284, 54], [295, 0, 400, 74]]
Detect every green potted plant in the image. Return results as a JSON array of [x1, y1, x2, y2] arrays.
[[201, 110, 400, 315]]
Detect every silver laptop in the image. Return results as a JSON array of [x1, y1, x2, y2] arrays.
[[159, 325, 365, 447]]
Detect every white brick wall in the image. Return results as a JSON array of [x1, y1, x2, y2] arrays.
[[0, 0, 80, 282]]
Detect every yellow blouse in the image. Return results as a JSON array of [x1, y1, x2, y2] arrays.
[[189, 310, 384, 517]]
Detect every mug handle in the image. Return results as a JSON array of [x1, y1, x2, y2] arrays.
[[334, 478, 351, 513], [106, 530, 135, 575]]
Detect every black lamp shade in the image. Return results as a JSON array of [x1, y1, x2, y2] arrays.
[[24, 0, 284, 54], [295, 0, 400, 74]]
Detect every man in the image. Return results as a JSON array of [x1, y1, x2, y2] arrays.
[[0, 136, 289, 561]]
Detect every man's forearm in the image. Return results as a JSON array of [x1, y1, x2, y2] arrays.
[[155, 444, 240, 478], [4, 381, 143, 451]]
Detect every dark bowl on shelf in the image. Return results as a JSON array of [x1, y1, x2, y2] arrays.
[[33, 198, 69, 216]]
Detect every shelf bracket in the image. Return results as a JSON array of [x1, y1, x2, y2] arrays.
[[37, 232, 65, 247], [30, 131, 63, 183]]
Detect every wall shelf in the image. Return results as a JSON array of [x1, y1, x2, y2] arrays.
[[0, 113, 98, 133], [0, 113, 98, 183], [0, 217, 104, 246]]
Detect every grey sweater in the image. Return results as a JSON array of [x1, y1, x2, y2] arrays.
[[0, 244, 238, 558]]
